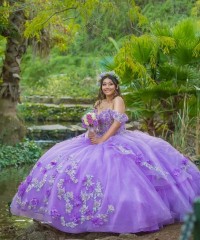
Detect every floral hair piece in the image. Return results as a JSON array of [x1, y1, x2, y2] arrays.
[[98, 71, 120, 83]]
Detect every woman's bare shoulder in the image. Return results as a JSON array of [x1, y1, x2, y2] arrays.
[[113, 96, 125, 112], [113, 96, 124, 104]]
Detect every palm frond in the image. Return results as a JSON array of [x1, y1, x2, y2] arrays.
[[159, 64, 199, 83], [129, 35, 156, 64], [173, 18, 198, 42], [99, 56, 115, 72], [108, 37, 120, 52], [151, 21, 172, 37]]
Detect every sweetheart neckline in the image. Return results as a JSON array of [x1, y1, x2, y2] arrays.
[[95, 108, 127, 117], [96, 108, 114, 116]]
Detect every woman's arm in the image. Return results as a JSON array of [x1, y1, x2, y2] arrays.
[[89, 96, 125, 144]]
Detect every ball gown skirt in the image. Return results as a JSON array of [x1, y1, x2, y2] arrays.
[[11, 109, 200, 233]]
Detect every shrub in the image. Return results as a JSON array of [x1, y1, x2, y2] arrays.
[[0, 140, 42, 169]]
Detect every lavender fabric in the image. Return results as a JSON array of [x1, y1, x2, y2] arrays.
[[11, 109, 200, 233]]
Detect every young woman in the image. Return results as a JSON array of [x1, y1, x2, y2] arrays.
[[11, 71, 200, 234]]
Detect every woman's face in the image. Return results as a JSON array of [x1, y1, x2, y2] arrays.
[[101, 78, 116, 97]]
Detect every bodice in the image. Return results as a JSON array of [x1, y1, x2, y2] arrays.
[[95, 109, 128, 136]]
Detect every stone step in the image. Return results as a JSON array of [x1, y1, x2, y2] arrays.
[[22, 95, 94, 105], [39, 103, 92, 108], [27, 124, 86, 141], [27, 122, 140, 142]]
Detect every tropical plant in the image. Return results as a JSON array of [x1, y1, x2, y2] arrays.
[[114, 18, 200, 138]]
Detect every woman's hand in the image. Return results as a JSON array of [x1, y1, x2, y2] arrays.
[[90, 136, 104, 144], [88, 131, 103, 144], [88, 130, 95, 139]]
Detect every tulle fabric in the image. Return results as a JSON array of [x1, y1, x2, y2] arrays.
[[11, 109, 200, 233]]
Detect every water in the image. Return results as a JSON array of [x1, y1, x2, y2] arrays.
[[0, 165, 34, 239]]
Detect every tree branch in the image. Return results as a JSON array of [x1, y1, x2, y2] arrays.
[[63, 14, 79, 21], [41, 7, 77, 26]]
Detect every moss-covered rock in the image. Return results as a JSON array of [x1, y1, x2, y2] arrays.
[[18, 103, 92, 122]]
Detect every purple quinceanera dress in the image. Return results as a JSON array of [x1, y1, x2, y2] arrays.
[[11, 109, 200, 233]]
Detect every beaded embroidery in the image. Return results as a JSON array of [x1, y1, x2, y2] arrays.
[[96, 109, 128, 136]]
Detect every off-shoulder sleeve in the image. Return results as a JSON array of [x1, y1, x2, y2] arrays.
[[112, 110, 128, 123]]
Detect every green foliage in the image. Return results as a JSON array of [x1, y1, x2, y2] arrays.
[[170, 94, 197, 155], [22, 0, 104, 52], [0, 36, 6, 65], [0, 2, 9, 34], [21, 49, 99, 97], [68, 0, 147, 54], [141, 0, 194, 25], [23, 74, 97, 98], [0, 140, 42, 169], [191, 0, 200, 17]]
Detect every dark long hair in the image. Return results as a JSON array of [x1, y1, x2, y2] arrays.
[[95, 74, 121, 108]]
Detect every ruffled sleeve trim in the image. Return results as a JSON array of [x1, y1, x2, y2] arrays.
[[112, 110, 128, 123]]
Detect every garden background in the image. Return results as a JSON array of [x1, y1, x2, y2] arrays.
[[0, 0, 200, 239]]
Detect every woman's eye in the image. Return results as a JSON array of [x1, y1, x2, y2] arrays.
[[102, 82, 114, 86]]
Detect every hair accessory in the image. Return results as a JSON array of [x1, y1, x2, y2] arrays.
[[98, 71, 120, 82]]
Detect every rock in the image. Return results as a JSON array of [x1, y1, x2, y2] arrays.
[[85, 232, 118, 240], [24, 222, 40, 234], [96, 237, 124, 240], [27, 124, 85, 142], [43, 229, 58, 240], [28, 231, 46, 240], [119, 233, 138, 239], [126, 121, 142, 131]]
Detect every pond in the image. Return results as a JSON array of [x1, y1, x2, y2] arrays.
[[0, 165, 34, 240]]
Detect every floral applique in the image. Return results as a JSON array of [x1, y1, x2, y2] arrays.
[[116, 144, 169, 177], [173, 157, 190, 177], [16, 152, 115, 229], [56, 173, 115, 228], [117, 145, 133, 155]]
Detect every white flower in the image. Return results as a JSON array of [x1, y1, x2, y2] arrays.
[[98, 71, 120, 82], [91, 112, 96, 119]]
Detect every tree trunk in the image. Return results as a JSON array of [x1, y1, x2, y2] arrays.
[[0, 1, 27, 145]]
